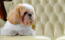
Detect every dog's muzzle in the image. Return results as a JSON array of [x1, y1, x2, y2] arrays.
[[24, 12, 32, 19]]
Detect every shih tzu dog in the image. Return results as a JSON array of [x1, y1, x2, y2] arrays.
[[0, 3, 36, 36]]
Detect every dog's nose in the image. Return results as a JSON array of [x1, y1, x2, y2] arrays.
[[28, 14, 32, 17]]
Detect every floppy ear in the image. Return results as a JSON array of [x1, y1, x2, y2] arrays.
[[7, 5, 26, 24], [7, 6, 21, 24]]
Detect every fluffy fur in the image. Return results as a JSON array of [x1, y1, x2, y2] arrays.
[[0, 3, 36, 36]]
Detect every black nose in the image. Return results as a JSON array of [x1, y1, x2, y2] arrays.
[[28, 14, 32, 17]]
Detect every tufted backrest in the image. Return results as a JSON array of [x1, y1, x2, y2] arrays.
[[3, 0, 65, 39]]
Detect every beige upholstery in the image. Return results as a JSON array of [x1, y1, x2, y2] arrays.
[[0, 36, 51, 40], [0, 0, 65, 40], [0, 19, 5, 27]]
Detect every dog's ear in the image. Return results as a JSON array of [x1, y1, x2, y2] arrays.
[[7, 6, 23, 24], [7, 9, 19, 24], [7, 5, 27, 24], [16, 6, 26, 16]]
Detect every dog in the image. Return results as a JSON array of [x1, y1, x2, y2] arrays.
[[0, 3, 36, 36]]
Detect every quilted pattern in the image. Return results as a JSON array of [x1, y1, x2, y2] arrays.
[[0, 0, 65, 40]]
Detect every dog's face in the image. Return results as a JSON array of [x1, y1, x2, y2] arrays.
[[7, 4, 35, 26], [19, 6, 35, 25]]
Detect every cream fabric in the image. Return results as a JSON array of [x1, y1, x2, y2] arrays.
[[0, 36, 51, 40], [0, 0, 65, 40], [0, 19, 5, 27]]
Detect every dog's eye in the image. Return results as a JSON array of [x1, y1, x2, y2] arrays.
[[28, 14, 32, 17], [24, 12, 27, 15]]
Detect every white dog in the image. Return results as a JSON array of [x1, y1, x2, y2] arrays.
[[0, 3, 36, 36]]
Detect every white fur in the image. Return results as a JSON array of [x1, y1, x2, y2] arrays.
[[0, 21, 35, 36], [0, 4, 35, 36], [18, 3, 34, 10]]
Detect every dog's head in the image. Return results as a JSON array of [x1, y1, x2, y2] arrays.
[[7, 4, 35, 26]]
